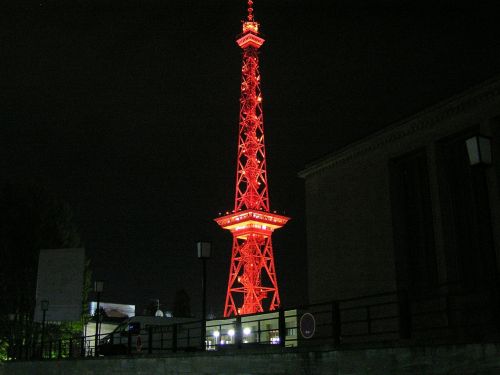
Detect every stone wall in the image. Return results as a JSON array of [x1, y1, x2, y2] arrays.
[[2, 343, 500, 375]]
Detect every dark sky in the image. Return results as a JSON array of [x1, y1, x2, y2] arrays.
[[2, 0, 500, 316]]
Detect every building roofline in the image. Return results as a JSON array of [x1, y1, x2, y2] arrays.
[[298, 75, 500, 178]]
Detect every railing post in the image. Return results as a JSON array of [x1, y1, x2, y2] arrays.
[[200, 320, 206, 351], [331, 300, 341, 346], [398, 290, 412, 339], [172, 324, 178, 353], [80, 336, 85, 357], [69, 338, 73, 358], [58, 339, 62, 359], [494, 278, 500, 330], [127, 329, 132, 355], [32, 338, 37, 360], [148, 326, 153, 354], [257, 320, 261, 343], [445, 294, 452, 328], [235, 316, 242, 349], [278, 309, 286, 347], [366, 306, 372, 335]]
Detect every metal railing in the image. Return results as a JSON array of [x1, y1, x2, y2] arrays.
[[9, 284, 500, 360]]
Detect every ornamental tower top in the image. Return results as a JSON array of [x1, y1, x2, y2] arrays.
[[237, 0, 265, 50]]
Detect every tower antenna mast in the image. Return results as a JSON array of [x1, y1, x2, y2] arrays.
[[247, 0, 254, 21], [215, 0, 290, 317]]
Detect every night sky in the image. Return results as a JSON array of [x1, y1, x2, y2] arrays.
[[2, 0, 500, 316]]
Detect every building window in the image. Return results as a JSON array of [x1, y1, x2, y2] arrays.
[[389, 149, 437, 294]]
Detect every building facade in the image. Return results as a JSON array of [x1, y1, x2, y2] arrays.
[[299, 77, 500, 309]]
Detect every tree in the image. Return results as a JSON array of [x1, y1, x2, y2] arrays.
[[0, 180, 84, 360], [173, 289, 191, 318]]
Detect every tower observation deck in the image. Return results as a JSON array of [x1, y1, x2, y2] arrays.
[[215, 0, 289, 317]]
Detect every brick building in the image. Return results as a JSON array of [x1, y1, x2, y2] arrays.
[[299, 77, 500, 341]]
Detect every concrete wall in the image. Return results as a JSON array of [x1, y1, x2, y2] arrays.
[[2, 343, 500, 375], [300, 78, 500, 303]]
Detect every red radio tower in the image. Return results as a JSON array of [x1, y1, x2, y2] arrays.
[[215, 0, 290, 317]]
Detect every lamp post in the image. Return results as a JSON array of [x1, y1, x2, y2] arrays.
[[197, 241, 211, 350], [40, 300, 49, 359], [93, 280, 104, 357], [8, 313, 16, 359]]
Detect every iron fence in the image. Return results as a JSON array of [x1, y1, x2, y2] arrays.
[[9, 284, 500, 360]]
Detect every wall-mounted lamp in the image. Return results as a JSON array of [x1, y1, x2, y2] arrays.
[[466, 135, 492, 166]]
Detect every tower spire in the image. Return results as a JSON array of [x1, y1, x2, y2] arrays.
[[247, 0, 254, 21], [215, 1, 289, 317]]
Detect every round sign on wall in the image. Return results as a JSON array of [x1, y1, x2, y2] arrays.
[[299, 313, 316, 339]]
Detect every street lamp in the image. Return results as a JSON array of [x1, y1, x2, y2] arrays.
[[41, 300, 49, 359], [466, 135, 492, 166], [197, 241, 211, 350], [93, 280, 104, 357]]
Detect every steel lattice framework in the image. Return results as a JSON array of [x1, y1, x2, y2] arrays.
[[215, 1, 289, 317]]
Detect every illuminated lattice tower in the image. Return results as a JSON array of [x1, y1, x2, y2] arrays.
[[215, 0, 289, 317]]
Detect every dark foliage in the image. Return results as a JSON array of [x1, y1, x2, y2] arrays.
[[173, 289, 191, 318], [0, 180, 83, 359]]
